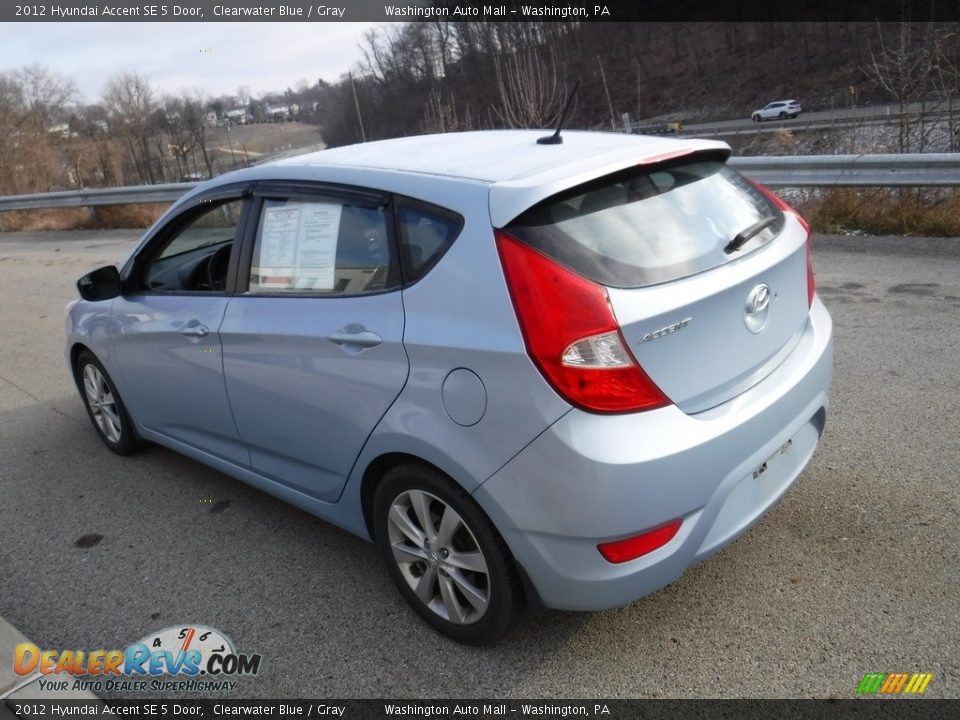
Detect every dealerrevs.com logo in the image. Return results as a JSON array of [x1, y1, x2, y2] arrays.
[[10, 625, 261, 694]]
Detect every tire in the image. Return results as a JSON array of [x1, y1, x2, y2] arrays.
[[373, 463, 525, 645], [779, 111, 787, 120], [75, 350, 141, 455], [752, 114, 760, 123]]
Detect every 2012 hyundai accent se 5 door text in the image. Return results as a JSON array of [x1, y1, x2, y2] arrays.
[[66, 130, 833, 644]]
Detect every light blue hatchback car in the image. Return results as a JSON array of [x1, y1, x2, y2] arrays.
[[67, 130, 832, 644]]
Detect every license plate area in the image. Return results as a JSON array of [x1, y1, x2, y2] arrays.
[[752, 438, 793, 479]]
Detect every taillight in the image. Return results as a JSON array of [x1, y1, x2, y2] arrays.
[[751, 181, 815, 307], [597, 519, 683, 563], [495, 230, 670, 414]]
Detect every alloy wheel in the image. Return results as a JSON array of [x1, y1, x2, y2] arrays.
[[386, 489, 491, 625], [82, 363, 122, 444]]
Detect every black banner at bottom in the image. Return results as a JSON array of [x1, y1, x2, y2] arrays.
[[2, 700, 958, 720]]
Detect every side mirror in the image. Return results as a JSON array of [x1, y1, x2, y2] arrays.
[[77, 265, 122, 302]]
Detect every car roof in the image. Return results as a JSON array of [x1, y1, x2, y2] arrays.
[[271, 130, 725, 184], [265, 130, 729, 225]]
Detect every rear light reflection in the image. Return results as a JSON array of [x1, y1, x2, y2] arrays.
[[597, 519, 683, 563], [562, 331, 633, 368]]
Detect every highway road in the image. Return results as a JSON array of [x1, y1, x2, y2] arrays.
[[0, 230, 958, 698], [650, 100, 953, 138]]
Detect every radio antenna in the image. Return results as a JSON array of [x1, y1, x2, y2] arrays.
[[537, 79, 580, 145]]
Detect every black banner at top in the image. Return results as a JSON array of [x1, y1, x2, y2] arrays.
[[2, 0, 960, 23], [2, 700, 960, 720]]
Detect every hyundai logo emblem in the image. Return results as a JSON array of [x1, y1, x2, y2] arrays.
[[744, 283, 771, 334]]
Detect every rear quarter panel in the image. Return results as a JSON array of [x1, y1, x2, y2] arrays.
[[336, 176, 572, 534]]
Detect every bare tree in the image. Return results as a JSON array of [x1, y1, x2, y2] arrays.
[[182, 92, 215, 178], [492, 48, 568, 129], [160, 96, 195, 180], [863, 21, 938, 152], [0, 67, 75, 194], [236, 85, 252, 109], [103, 72, 159, 183], [934, 31, 960, 151], [422, 90, 463, 133], [13, 64, 76, 131], [74, 104, 124, 185], [0, 74, 25, 194]]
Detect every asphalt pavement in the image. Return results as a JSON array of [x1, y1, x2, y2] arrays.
[[0, 230, 957, 698]]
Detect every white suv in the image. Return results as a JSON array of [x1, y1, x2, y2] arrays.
[[752, 100, 802, 122]]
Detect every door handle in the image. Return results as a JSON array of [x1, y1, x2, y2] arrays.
[[327, 329, 382, 349], [180, 323, 209, 338]]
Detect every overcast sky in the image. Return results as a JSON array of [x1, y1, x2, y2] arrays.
[[0, 22, 389, 102]]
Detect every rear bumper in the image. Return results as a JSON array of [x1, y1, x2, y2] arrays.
[[473, 297, 833, 611]]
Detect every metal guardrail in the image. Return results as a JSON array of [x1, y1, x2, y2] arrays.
[[0, 154, 958, 218], [728, 154, 960, 187], [0, 182, 198, 212]]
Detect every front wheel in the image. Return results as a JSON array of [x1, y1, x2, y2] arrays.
[[373, 463, 525, 645], [779, 111, 787, 120], [76, 350, 141, 455]]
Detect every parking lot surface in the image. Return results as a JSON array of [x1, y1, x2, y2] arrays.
[[0, 230, 958, 698]]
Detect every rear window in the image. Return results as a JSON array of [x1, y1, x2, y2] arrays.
[[504, 156, 784, 288], [396, 199, 463, 282]]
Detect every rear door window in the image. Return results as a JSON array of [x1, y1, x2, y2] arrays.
[[504, 155, 784, 288], [248, 197, 399, 295]]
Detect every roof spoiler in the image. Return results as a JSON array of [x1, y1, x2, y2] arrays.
[[489, 141, 731, 228]]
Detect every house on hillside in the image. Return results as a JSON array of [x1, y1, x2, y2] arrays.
[[224, 108, 249, 125], [266, 104, 291, 122]]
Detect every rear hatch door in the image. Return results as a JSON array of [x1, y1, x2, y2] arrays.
[[504, 154, 811, 413]]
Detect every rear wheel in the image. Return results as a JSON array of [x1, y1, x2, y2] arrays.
[[373, 463, 524, 645], [76, 350, 141, 455], [779, 111, 787, 120]]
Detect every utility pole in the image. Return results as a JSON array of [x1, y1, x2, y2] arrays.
[[597, 56, 617, 130], [349, 72, 367, 142], [222, 120, 237, 168]]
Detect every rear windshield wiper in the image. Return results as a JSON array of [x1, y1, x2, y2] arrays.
[[724, 216, 777, 255]]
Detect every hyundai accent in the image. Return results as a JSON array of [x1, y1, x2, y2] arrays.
[[67, 130, 833, 644]]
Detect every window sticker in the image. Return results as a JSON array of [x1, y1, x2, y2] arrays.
[[253, 202, 342, 290], [292, 202, 342, 290]]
